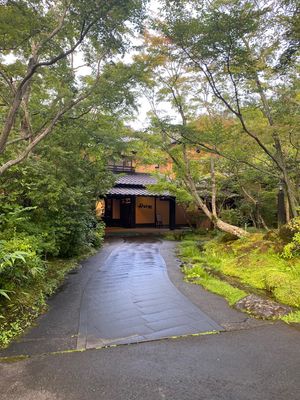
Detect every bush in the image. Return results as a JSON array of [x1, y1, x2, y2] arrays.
[[220, 209, 243, 226], [89, 221, 106, 248], [0, 237, 44, 299], [282, 217, 300, 259]]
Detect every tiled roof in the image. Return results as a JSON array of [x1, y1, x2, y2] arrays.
[[115, 173, 157, 186], [108, 187, 162, 196], [107, 172, 170, 196]]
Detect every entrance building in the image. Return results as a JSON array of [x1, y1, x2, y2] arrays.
[[104, 172, 186, 230]]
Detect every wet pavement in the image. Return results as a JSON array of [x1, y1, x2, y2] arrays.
[[77, 239, 221, 349], [1, 237, 300, 400]]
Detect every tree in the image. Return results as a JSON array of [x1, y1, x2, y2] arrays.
[[0, 111, 135, 256], [160, 0, 300, 217], [0, 0, 145, 175], [134, 35, 249, 236], [0, 50, 142, 256]]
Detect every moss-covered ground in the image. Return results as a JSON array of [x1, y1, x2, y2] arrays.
[[175, 230, 300, 323]]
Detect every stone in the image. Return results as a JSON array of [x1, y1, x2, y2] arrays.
[[234, 294, 292, 319]]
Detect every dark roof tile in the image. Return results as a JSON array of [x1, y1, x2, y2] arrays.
[[108, 187, 169, 196], [115, 173, 157, 186]]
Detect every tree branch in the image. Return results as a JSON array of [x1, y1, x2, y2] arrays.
[[0, 68, 15, 94], [210, 156, 217, 217], [35, 2, 71, 54], [0, 66, 102, 175], [180, 46, 283, 172], [0, 20, 95, 154]]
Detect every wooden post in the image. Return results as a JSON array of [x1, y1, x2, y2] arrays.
[[130, 196, 136, 228], [154, 197, 157, 227], [169, 197, 176, 230]]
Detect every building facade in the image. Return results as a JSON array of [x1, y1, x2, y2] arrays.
[[104, 171, 189, 229], [100, 153, 191, 230]]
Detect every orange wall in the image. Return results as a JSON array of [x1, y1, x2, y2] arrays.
[[136, 197, 155, 224], [156, 199, 169, 225], [175, 205, 187, 225], [95, 200, 105, 218], [112, 199, 120, 219], [135, 197, 171, 225], [135, 161, 173, 175]]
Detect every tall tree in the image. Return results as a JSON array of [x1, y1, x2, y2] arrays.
[[160, 0, 300, 217], [135, 35, 249, 236], [0, 0, 145, 175]]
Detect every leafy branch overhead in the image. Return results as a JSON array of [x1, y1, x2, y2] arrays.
[[0, 0, 146, 174]]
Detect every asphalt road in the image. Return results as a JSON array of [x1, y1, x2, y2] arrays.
[[1, 237, 299, 399]]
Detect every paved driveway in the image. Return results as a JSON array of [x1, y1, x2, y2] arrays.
[[1, 237, 300, 400], [78, 239, 221, 349]]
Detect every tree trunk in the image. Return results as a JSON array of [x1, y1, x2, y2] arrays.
[[0, 56, 36, 154], [272, 134, 298, 218], [285, 190, 290, 223], [252, 63, 299, 218], [214, 218, 249, 238], [184, 175, 249, 238], [258, 214, 269, 231], [250, 212, 258, 229], [239, 184, 269, 230], [210, 156, 217, 217]]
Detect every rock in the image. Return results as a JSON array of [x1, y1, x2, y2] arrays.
[[234, 294, 292, 319]]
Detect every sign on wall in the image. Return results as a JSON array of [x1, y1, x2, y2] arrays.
[[138, 203, 153, 209], [136, 197, 155, 224]]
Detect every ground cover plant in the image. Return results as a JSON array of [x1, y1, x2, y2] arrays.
[[0, 255, 76, 348], [178, 232, 247, 306], [178, 223, 300, 323], [0, 226, 105, 348], [201, 234, 300, 308]]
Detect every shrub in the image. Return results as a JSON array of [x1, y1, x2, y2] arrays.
[[89, 221, 106, 248], [220, 209, 243, 226], [0, 237, 44, 296], [282, 217, 300, 259]]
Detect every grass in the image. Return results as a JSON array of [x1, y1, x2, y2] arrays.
[[178, 231, 300, 322], [183, 263, 247, 305], [179, 235, 247, 306], [281, 310, 300, 324]]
